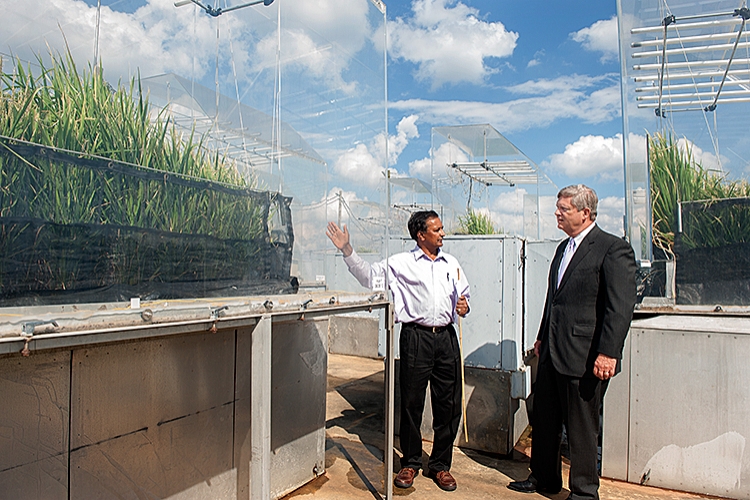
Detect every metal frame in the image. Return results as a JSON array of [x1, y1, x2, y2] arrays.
[[630, 8, 750, 114], [0, 292, 393, 500]]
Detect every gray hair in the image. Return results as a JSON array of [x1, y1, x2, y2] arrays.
[[558, 184, 598, 221]]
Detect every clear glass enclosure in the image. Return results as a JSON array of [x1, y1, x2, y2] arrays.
[[618, 0, 750, 304], [430, 124, 558, 239], [0, 0, 388, 306]]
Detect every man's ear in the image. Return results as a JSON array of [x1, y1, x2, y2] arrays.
[[582, 207, 592, 221]]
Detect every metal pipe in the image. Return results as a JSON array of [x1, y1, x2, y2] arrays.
[[632, 18, 740, 34], [632, 31, 749, 47], [632, 41, 750, 58], [634, 68, 750, 82], [638, 96, 750, 107], [637, 89, 750, 100], [636, 79, 750, 91]]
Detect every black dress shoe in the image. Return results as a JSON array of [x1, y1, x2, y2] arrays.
[[507, 478, 561, 494], [507, 479, 538, 493]]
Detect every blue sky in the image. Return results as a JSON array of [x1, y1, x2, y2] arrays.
[[1, 0, 632, 238], [384, 0, 626, 229]]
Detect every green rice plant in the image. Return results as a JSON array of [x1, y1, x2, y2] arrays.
[[0, 50, 279, 294], [457, 209, 497, 235], [0, 50, 263, 239], [649, 132, 750, 254]]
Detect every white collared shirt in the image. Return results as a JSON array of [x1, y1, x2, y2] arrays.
[[343, 246, 470, 326], [570, 222, 596, 252]]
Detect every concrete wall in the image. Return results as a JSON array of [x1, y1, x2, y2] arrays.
[[328, 314, 380, 358]]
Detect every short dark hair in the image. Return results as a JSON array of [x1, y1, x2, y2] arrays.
[[408, 210, 440, 241]]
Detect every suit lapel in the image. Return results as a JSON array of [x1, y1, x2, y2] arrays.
[[550, 240, 567, 292], [555, 225, 599, 293]]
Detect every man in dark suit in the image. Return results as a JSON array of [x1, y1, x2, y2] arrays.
[[508, 184, 637, 500]]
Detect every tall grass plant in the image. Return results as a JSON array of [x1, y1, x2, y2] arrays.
[[649, 132, 750, 255], [0, 51, 281, 296], [457, 210, 497, 235]]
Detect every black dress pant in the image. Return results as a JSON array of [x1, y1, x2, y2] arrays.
[[399, 323, 462, 472], [530, 359, 608, 500]]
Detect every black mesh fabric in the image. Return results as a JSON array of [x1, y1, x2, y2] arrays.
[[0, 139, 296, 306], [675, 198, 750, 305]]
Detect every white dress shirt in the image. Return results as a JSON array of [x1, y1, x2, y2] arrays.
[[343, 246, 470, 326]]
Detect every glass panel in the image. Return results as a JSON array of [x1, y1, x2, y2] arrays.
[[618, 0, 750, 303], [430, 124, 558, 238], [0, 0, 387, 306]]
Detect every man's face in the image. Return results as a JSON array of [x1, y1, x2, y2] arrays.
[[555, 196, 590, 237], [418, 216, 445, 252]]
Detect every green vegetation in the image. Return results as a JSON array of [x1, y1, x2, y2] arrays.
[[457, 210, 497, 235], [649, 132, 750, 255], [0, 51, 263, 240], [0, 52, 284, 298]]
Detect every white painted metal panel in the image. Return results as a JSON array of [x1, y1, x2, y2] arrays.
[[604, 315, 750, 499], [524, 240, 560, 353], [441, 236, 506, 370]]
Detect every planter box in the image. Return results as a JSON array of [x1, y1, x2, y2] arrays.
[[675, 240, 750, 306], [0, 217, 295, 306]]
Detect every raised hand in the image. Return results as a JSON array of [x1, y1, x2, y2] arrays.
[[326, 222, 353, 257]]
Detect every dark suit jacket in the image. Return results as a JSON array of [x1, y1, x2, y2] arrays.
[[537, 224, 637, 378]]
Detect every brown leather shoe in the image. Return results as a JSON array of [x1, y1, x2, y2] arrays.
[[394, 467, 418, 489], [427, 469, 457, 491]]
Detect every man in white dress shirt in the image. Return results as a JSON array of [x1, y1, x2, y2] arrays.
[[326, 210, 470, 492]]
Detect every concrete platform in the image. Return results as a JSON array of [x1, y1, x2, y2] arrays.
[[282, 354, 719, 500]]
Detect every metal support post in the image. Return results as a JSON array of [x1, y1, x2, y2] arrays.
[[384, 303, 395, 500], [251, 314, 272, 500]]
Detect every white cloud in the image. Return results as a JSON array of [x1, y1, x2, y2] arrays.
[[543, 134, 625, 181], [488, 188, 527, 234], [388, 0, 518, 88], [596, 196, 626, 236], [409, 140, 468, 178], [333, 143, 385, 187], [253, 0, 371, 93], [571, 16, 620, 63], [333, 114, 419, 187], [390, 114, 421, 162], [674, 137, 725, 171], [291, 188, 386, 264], [626, 134, 725, 171], [1, 0, 373, 95], [0, 0, 211, 81], [390, 74, 621, 132], [527, 50, 545, 68]]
